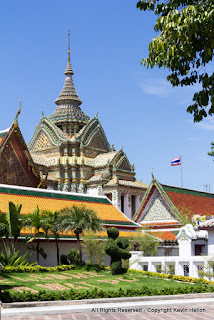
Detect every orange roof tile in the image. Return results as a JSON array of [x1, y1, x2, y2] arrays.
[[0, 184, 138, 233], [163, 186, 214, 218], [151, 230, 177, 241]]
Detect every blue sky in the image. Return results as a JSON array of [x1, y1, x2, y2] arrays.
[[0, 0, 214, 192]]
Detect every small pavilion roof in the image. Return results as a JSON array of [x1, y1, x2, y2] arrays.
[[134, 178, 214, 225]]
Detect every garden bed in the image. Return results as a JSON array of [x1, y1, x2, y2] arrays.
[[0, 266, 214, 303]]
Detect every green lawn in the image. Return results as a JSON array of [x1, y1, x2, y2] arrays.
[[0, 269, 195, 294]]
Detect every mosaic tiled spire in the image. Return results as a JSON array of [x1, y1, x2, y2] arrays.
[[49, 29, 89, 125]]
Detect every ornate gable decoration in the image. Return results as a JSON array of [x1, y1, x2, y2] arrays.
[[143, 188, 177, 222], [28, 116, 69, 151], [115, 154, 132, 172], [78, 116, 111, 152], [133, 178, 184, 224], [33, 132, 52, 151]]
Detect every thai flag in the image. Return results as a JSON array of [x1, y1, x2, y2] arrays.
[[171, 157, 181, 166]]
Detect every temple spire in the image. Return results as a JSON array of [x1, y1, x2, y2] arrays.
[[64, 28, 74, 75], [68, 28, 70, 62], [50, 30, 89, 128]]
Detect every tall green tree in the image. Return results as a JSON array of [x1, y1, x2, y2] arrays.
[[60, 205, 103, 265], [42, 210, 63, 265], [137, 0, 214, 122], [82, 232, 105, 265], [23, 206, 47, 265]]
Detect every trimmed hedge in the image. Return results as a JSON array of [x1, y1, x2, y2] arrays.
[[129, 269, 214, 286], [1, 284, 214, 303], [1, 265, 75, 273]]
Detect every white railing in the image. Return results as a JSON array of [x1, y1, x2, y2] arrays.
[[129, 251, 211, 278]]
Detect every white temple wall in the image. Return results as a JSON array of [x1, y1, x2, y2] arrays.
[[129, 252, 208, 278], [16, 241, 110, 267], [87, 187, 99, 196]]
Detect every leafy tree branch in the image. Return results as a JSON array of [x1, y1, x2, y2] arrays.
[[137, 0, 214, 122]]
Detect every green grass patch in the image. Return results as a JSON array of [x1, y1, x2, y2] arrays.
[[1, 267, 214, 303], [0, 269, 193, 293]]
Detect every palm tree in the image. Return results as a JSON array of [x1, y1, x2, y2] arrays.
[[60, 205, 103, 265], [23, 206, 47, 265], [42, 210, 63, 265]]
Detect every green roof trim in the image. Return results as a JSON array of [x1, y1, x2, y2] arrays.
[[0, 131, 8, 138], [162, 184, 214, 199], [0, 186, 110, 204], [19, 234, 77, 240], [102, 220, 137, 226], [171, 230, 179, 236]]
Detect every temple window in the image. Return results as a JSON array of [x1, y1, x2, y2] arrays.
[[195, 244, 204, 256], [121, 195, 124, 213]]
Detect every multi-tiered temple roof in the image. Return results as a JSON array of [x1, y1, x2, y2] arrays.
[[49, 29, 89, 135]]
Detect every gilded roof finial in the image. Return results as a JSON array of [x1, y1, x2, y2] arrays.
[[14, 99, 21, 127]]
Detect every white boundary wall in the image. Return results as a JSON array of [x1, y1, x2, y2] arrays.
[[129, 251, 211, 278]]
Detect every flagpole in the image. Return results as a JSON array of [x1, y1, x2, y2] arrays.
[[181, 156, 183, 187]]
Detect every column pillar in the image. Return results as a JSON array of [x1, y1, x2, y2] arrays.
[[148, 260, 152, 272]]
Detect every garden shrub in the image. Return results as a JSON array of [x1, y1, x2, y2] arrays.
[[60, 254, 70, 265], [1, 265, 75, 273], [1, 284, 214, 303], [68, 249, 81, 265], [128, 269, 214, 286]]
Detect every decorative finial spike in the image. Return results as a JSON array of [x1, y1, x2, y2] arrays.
[[41, 107, 44, 117], [68, 28, 70, 62], [151, 168, 154, 179], [64, 29, 74, 76], [14, 99, 21, 127]]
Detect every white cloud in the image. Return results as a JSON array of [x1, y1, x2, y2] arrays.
[[140, 79, 172, 96], [195, 117, 214, 131], [140, 77, 201, 104], [200, 155, 213, 163]]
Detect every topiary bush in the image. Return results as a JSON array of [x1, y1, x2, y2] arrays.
[[105, 227, 131, 275]]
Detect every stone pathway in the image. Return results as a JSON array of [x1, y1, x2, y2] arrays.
[[2, 300, 214, 320]]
